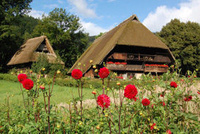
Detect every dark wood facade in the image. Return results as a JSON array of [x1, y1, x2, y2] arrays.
[[104, 45, 173, 78], [84, 45, 174, 78], [104, 45, 173, 74]]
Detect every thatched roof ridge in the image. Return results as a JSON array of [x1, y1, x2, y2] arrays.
[[7, 36, 64, 65], [68, 15, 174, 74]]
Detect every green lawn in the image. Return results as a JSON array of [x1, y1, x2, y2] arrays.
[[0, 80, 96, 106]]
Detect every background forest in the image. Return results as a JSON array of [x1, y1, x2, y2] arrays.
[[0, 0, 200, 76]]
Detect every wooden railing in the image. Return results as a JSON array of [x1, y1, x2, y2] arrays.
[[107, 53, 171, 63], [106, 64, 143, 71], [144, 66, 168, 73], [106, 63, 168, 73]]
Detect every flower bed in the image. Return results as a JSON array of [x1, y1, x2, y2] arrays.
[[145, 64, 169, 68], [0, 68, 199, 133], [144, 64, 169, 72]]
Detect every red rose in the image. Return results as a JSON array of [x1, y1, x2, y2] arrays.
[[170, 81, 178, 88], [163, 102, 166, 106], [150, 123, 156, 130], [18, 74, 28, 83], [197, 91, 200, 94], [97, 94, 110, 108], [124, 84, 138, 100], [98, 67, 109, 79], [160, 101, 166, 106], [22, 79, 34, 90], [71, 69, 82, 79], [184, 96, 192, 101], [142, 98, 150, 106], [166, 129, 172, 134]]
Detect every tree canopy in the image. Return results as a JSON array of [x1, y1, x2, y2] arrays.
[[31, 8, 89, 67], [0, 0, 35, 72], [157, 19, 200, 75]]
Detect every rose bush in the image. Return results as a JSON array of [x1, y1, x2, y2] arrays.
[[0, 68, 199, 133]]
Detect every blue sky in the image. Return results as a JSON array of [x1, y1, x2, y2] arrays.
[[29, 0, 200, 36]]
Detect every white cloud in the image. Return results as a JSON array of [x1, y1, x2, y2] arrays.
[[80, 20, 111, 36], [58, 0, 64, 4], [44, 4, 59, 9], [28, 10, 46, 19], [143, 0, 200, 32], [67, 0, 97, 18]]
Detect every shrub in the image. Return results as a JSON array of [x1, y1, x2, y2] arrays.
[[0, 73, 18, 82], [31, 53, 51, 74]]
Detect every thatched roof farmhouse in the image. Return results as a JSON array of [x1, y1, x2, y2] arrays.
[[7, 36, 64, 66], [70, 15, 175, 78]]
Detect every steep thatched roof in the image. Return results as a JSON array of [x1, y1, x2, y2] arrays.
[[7, 36, 64, 65], [68, 15, 175, 74]]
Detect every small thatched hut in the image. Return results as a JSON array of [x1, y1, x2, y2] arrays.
[[7, 36, 64, 67], [68, 15, 175, 78]]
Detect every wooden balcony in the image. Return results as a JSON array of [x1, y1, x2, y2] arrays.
[[106, 63, 168, 73], [106, 64, 144, 71], [107, 52, 171, 63], [144, 66, 168, 73]]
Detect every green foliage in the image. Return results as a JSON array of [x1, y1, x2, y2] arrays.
[[0, 73, 18, 82], [31, 53, 65, 77], [0, 0, 38, 72], [95, 32, 104, 39], [88, 35, 95, 43], [31, 8, 89, 67], [48, 63, 63, 77], [31, 53, 50, 74], [157, 19, 200, 76], [18, 15, 39, 40]]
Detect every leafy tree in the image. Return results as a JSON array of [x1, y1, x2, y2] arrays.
[[0, 0, 34, 72], [18, 15, 40, 40], [157, 19, 200, 75], [89, 35, 96, 43], [95, 32, 104, 39], [32, 8, 89, 67]]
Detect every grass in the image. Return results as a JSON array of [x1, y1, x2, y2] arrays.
[[0, 80, 97, 106]]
